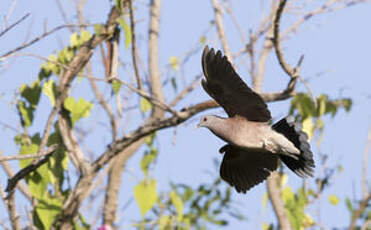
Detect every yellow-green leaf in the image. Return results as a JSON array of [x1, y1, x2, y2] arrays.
[[134, 179, 158, 217], [328, 194, 339, 205], [94, 24, 104, 35], [169, 56, 179, 71], [302, 117, 314, 140], [170, 191, 183, 222], [140, 98, 152, 113], [70, 33, 79, 47], [200, 36, 206, 45], [280, 173, 288, 188], [35, 197, 62, 230], [303, 214, 315, 227], [112, 79, 122, 95], [80, 30, 92, 43], [19, 144, 39, 168], [18, 101, 33, 127], [117, 18, 132, 48], [43, 79, 57, 106], [159, 215, 170, 230], [64, 97, 93, 126]]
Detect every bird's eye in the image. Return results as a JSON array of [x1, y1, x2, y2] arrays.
[[203, 117, 207, 122]]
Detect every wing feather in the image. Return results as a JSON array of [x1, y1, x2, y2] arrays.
[[202, 46, 271, 121], [219, 144, 279, 193]]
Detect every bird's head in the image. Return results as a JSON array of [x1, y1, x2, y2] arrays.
[[197, 115, 219, 128]]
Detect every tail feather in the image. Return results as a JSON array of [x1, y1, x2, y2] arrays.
[[272, 116, 315, 177]]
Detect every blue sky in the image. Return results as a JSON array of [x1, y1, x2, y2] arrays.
[[1, 0, 371, 229]]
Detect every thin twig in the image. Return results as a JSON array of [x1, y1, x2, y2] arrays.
[[0, 23, 92, 60], [0, 13, 30, 38], [362, 128, 371, 199], [116, 76, 179, 116], [210, 0, 232, 61], [273, 0, 298, 79], [169, 75, 202, 107], [0, 145, 57, 162], [129, 0, 143, 89], [88, 69, 118, 141]]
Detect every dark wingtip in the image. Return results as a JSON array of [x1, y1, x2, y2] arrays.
[[273, 116, 315, 178]]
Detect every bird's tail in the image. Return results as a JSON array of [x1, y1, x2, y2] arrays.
[[272, 116, 315, 177]]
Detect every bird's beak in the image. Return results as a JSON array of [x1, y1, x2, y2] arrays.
[[195, 123, 200, 129]]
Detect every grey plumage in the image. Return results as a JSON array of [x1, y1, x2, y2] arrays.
[[198, 46, 315, 193]]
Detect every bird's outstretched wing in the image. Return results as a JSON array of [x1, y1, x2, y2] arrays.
[[201, 46, 271, 122], [219, 145, 278, 193]]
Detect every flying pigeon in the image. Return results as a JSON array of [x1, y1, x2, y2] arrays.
[[198, 46, 315, 193]]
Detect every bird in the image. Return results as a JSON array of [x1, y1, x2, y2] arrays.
[[197, 46, 315, 193]]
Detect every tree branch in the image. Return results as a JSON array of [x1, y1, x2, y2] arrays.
[[210, 0, 232, 61], [5, 145, 57, 195], [128, 0, 143, 89], [267, 172, 292, 230]]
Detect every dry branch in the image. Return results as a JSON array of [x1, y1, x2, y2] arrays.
[[211, 0, 232, 61], [5, 145, 57, 194]]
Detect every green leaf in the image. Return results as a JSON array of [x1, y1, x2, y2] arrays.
[[169, 56, 179, 71], [18, 101, 33, 127], [158, 215, 170, 230], [43, 80, 57, 106], [280, 173, 288, 187], [117, 18, 132, 48], [58, 48, 74, 64], [94, 24, 104, 35], [200, 36, 206, 45], [262, 223, 273, 230], [80, 30, 92, 43], [63, 97, 93, 126], [19, 143, 39, 168], [140, 148, 158, 175], [170, 77, 177, 90], [345, 197, 353, 212], [70, 33, 79, 48], [115, 0, 123, 10], [35, 197, 62, 230], [20, 81, 41, 107], [134, 178, 158, 217], [302, 117, 314, 140], [182, 186, 194, 202], [170, 191, 184, 222], [47, 54, 60, 75], [39, 63, 52, 80], [112, 79, 122, 95], [140, 98, 152, 113]]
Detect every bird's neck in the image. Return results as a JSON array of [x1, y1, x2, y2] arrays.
[[208, 118, 235, 143]]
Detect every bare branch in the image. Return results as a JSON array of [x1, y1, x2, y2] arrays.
[[4, 191, 21, 230], [0, 145, 56, 162], [149, 0, 165, 115], [0, 13, 30, 38], [267, 172, 292, 230], [273, 0, 298, 79], [348, 194, 371, 230], [0, 154, 32, 200], [88, 75, 118, 141], [117, 78, 179, 116], [362, 128, 371, 199], [129, 0, 143, 89], [5, 145, 57, 195], [169, 75, 202, 107], [210, 0, 232, 60], [0, 24, 92, 60]]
